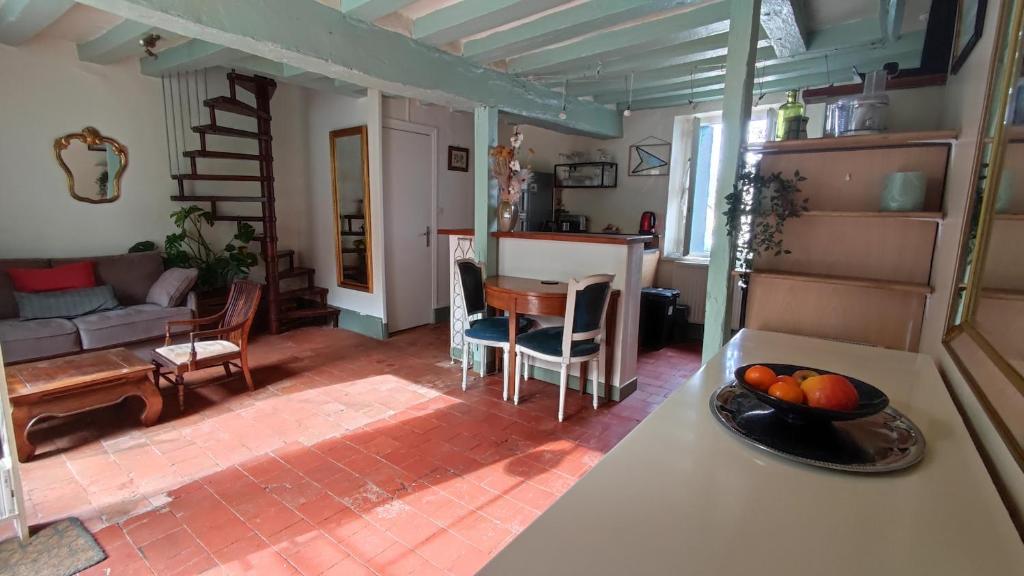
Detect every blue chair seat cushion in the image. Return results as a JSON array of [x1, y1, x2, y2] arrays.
[[517, 326, 599, 358], [465, 316, 532, 342]]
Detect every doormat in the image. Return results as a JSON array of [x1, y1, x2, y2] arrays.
[[0, 517, 106, 576]]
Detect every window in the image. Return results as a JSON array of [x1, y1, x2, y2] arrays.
[[670, 115, 768, 261]]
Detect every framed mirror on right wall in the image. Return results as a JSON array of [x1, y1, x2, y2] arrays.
[[946, 0, 1024, 470]]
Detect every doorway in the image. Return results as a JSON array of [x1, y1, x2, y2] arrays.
[[383, 120, 437, 333]]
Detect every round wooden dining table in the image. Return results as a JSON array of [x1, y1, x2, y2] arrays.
[[484, 276, 619, 400]]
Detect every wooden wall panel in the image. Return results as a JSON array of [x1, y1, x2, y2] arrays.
[[754, 217, 938, 284], [758, 146, 949, 212], [745, 274, 927, 351]]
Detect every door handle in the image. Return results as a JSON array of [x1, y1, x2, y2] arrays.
[[422, 226, 431, 247]]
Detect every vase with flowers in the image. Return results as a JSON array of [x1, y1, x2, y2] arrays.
[[491, 126, 534, 232]]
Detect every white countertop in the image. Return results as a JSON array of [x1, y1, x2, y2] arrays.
[[481, 330, 1024, 575]]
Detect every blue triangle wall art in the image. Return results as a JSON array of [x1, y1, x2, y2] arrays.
[[629, 142, 670, 176]]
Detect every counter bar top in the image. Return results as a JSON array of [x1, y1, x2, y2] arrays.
[[492, 231, 652, 245], [481, 329, 1024, 576]]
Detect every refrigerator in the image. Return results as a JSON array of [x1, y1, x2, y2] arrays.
[[519, 172, 554, 231]]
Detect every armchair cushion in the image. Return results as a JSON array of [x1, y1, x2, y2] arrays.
[[154, 340, 239, 366], [146, 268, 199, 307], [465, 316, 532, 342], [517, 326, 599, 358]]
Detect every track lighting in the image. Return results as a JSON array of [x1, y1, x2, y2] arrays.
[[558, 78, 568, 119], [623, 72, 634, 117]]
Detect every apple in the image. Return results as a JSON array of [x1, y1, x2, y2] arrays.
[[800, 374, 859, 411]]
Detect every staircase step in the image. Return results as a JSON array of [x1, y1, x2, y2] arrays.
[[280, 286, 328, 301], [280, 304, 340, 323], [183, 150, 263, 161], [275, 249, 294, 259], [193, 124, 270, 140], [227, 71, 276, 97], [172, 174, 269, 182], [204, 95, 269, 120], [170, 195, 267, 203], [279, 266, 314, 280], [213, 215, 263, 222]]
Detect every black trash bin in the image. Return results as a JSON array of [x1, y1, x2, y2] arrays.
[[639, 287, 681, 350]]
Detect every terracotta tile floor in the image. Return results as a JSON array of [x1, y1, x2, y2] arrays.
[[12, 324, 701, 575]]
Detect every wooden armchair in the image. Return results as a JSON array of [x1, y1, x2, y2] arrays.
[[152, 279, 262, 411]]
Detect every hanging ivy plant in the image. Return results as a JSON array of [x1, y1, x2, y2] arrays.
[[723, 167, 808, 275]]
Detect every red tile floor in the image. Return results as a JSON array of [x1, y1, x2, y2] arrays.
[[12, 324, 701, 575]]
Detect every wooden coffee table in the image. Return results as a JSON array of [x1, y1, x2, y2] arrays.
[[5, 348, 162, 462]]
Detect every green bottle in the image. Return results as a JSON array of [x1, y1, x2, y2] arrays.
[[774, 90, 805, 141]]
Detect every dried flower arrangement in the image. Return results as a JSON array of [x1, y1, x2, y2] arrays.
[[490, 126, 534, 204]]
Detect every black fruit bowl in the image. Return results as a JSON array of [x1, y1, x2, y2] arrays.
[[734, 363, 889, 423]]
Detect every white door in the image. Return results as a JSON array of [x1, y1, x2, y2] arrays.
[[384, 126, 434, 333]]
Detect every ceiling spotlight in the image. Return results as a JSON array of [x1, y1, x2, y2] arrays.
[[140, 33, 162, 59], [623, 72, 634, 118], [623, 108, 632, 117]]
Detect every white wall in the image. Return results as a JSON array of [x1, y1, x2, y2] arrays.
[[384, 97, 474, 310], [0, 38, 308, 268]]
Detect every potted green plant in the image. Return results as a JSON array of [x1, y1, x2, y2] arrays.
[[723, 167, 808, 284]]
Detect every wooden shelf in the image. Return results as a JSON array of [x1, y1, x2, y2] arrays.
[[980, 287, 1024, 301], [994, 213, 1024, 220], [801, 210, 943, 221], [741, 270, 933, 294], [1006, 125, 1024, 143], [745, 130, 957, 154]]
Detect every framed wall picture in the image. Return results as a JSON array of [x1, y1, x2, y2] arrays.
[[448, 146, 470, 172], [628, 137, 671, 176], [951, 0, 987, 75]]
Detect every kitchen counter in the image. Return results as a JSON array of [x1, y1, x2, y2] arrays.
[[491, 231, 652, 245], [481, 330, 1024, 575]]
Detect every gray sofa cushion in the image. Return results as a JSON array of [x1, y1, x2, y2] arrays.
[[72, 304, 192, 350], [147, 268, 199, 307], [52, 252, 164, 306], [0, 259, 48, 319], [15, 285, 121, 320], [0, 318, 80, 363]]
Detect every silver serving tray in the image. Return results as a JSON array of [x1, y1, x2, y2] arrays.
[[711, 383, 925, 473]]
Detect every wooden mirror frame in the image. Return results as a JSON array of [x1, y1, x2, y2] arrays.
[[944, 0, 1024, 471], [54, 126, 128, 204], [330, 125, 373, 293]]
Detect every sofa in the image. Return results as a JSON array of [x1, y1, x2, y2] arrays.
[[0, 252, 196, 364]]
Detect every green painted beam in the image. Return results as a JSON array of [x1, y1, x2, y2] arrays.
[[474, 106, 498, 277], [507, 0, 731, 75], [703, 0, 761, 362], [880, 0, 905, 43], [341, 0, 418, 22], [77, 20, 156, 64], [626, 72, 846, 110], [808, 17, 883, 50], [413, 0, 563, 47], [0, 0, 73, 45], [139, 39, 244, 75], [77, 0, 622, 139], [760, 0, 807, 57], [462, 0, 703, 63], [234, 56, 368, 97]]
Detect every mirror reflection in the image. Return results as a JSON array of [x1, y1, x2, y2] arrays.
[[54, 127, 127, 203], [330, 125, 372, 291]]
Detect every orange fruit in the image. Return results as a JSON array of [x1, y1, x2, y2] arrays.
[[800, 374, 859, 411], [744, 365, 777, 392], [774, 375, 800, 387], [768, 381, 805, 404], [792, 369, 820, 383]]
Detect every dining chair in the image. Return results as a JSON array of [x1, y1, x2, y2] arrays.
[[152, 279, 262, 411], [456, 258, 532, 400], [513, 274, 614, 422]]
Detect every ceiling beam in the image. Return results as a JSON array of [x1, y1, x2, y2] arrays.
[[341, 0, 418, 22], [139, 39, 245, 75], [628, 71, 844, 111], [760, 0, 807, 57], [412, 0, 563, 47], [77, 19, 156, 64], [879, 0, 905, 43], [462, 0, 704, 63], [76, 0, 622, 138], [506, 0, 731, 76], [0, 0, 73, 45], [808, 17, 884, 50], [234, 55, 369, 97]]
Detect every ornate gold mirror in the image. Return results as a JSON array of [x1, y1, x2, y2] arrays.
[[946, 0, 1024, 468], [54, 127, 128, 203], [330, 125, 372, 292]]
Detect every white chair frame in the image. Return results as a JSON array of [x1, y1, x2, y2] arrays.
[[456, 258, 514, 401], [513, 274, 614, 421]]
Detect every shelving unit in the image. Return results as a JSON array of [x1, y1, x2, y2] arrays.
[[741, 130, 956, 351]]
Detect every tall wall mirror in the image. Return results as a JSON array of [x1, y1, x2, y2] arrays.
[[330, 125, 373, 292], [54, 126, 127, 203], [946, 0, 1024, 468]]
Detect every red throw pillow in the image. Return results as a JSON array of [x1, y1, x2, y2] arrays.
[[8, 261, 97, 293]]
